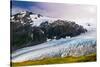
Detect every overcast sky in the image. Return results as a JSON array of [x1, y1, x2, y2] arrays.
[[11, 1, 97, 22]]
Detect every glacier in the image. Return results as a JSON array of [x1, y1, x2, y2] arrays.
[[11, 11, 97, 63], [12, 38, 96, 62]]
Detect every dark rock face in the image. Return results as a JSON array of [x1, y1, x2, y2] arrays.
[[11, 11, 87, 51], [31, 26, 46, 44], [10, 11, 46, 51], [10, 21, 32, 51], [40, 20, 87, 39]]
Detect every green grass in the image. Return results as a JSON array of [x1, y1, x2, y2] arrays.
[[11, 53, 96, 67]]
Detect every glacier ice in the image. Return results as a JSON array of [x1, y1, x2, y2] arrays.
[[11, 11, 97, 63], [12, 38, 96, 62]]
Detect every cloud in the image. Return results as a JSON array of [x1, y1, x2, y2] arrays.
[[11, 1, 97, 22], [11, 7, 28, 15], [37, 3, 97, 20]]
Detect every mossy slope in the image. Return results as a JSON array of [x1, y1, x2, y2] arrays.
[[11, 53, 96, 67]]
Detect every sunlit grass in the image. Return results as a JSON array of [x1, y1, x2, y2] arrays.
[[11, 53, 96, 67]]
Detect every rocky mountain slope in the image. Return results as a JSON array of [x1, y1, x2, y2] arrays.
[[11, 11, 96, 63], [11, 11, 87, 51]]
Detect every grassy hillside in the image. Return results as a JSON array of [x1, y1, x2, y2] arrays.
[[11, 53, 96, 67]]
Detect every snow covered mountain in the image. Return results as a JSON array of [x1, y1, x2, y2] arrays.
[[11, 11, 96, 63], [11, 11, 96, 36], [11, 11, 57, 26]]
